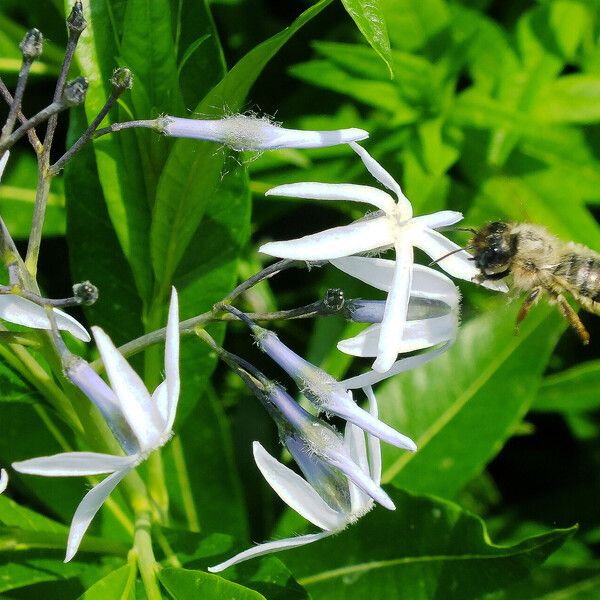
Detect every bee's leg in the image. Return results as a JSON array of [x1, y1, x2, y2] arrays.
[[554, 293, 590, 345], [514, 287, 542, 335]]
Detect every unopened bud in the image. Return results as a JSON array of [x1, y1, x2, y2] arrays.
[[67, 1, 87, 33], [62, 77, 88, 106], [73, 281, 98, 306], [111, 67, 133, 92], [20, 28, 43, 61], [323, 288, 344, 312]]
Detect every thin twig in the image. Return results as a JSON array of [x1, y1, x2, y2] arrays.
[[94, 118, 159, 139], [0, 78, 42, 153]]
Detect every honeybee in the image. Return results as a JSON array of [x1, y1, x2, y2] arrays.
[[469, 222, 600, 344]]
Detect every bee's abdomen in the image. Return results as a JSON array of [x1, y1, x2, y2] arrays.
[[553, 252, 600, 311]]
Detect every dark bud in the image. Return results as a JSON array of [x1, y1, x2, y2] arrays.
[[73, 281, 98, 306], [62, 77, 88, 106], [20, 28, 43, 61], [323, 288, 345, 312], [66, 1, 87, 33], [111, 67, 133, 92]]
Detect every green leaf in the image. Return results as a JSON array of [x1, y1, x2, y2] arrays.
[[377, 303, 564, 497], [70, 0, 153, 302], [159, 567, 266, 599], [151, 0, 334, 287], [65, 106, 144, 346], [280, 489, 574, 600], [76, 564, 135, 600], [0, 361, 39, 404], [533, 75, 600, 124], [534, 360, 600, 413], [340, 0, 394, 77]]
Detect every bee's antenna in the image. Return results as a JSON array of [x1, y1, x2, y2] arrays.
[[428, 245, 473, 266], [438, 226, 478, 234]]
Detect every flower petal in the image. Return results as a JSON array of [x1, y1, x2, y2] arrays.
[[0, 151, 9, 182], [331, 257, 459, 305], [373, 242, 413, 373], [12, 452, 137, 476], [253, 442, 344, 531], [326, 448, 395, 510], [262, 127, 369, 149], [344, 420, 371, 513], [65, 466, 133, 562], [349, 142, 412, 218], [208, 530, 334, 573], [164, 287, 180, 432], [412, 228, 508, 292], [266, 182, 396, 212], [328, 386, 416, 451], [0, 468, 8, 494], [363, 386, 383, 484], [0, 295, 90, 341], [342, 341, 455, 389], [338, 313, 457, 356], [93, 327, 163, 451], [412, 210, 463, 229], [259, 216, 392, 260]]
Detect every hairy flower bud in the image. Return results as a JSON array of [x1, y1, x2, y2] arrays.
[[20, 28, 43, 61], [62, 77, 88, 106], [111, 67, 133, 92]]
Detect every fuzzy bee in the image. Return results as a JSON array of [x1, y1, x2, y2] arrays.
[[467, 222, 600, 343]]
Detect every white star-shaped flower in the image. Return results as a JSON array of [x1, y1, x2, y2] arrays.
[[209, 386, 384, 573], [260, 142, 506, 372], [13, 288, 180, 562]]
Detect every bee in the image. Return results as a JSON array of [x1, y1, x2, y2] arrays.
[[468, 222, 600, 344]]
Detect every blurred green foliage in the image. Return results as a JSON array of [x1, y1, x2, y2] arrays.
[[1, 0, 600, 598]]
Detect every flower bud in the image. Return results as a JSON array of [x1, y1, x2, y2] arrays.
[[62, 77, 88, 106], [67, 1, 87, 33], [20, 29, 43, 61], [111, 67, 133, 92], [345, 296, 451, 323], [73, 281, 98, 306], [159, 114, 369, 151]]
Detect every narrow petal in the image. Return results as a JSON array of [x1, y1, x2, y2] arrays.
[[412, 228, 508, 292], [332, 257, 459, 305], [208, 530, 334, 573], [412, 211, 463, 229], [253, 442, 344, 531], [342, 341, 455, 389], [363, 387, 383, 484], [328, 388, 416, 451], [373, 243, 413, 373], [344, 421, 371, 513], [338, 313, 457, 356], [65, 466, 133, 562], [266, 182, 396, 212], [0, 295, 90, 342], [93, 327, 163, 451], [264, 127, 369, 149], [0, 151, 9, 182], [164, 287, 180, 432], [0, 469, 7, 494], [350, 142, 412, 218], [259, 216, 392, 260], [12, 452, 136, 476], [326, 449, 395, 511]]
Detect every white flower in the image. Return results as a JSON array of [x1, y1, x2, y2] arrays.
[[209, 386, 383, 573], [0, 469, 7, 494], [333, 256, 459, 356], [160, 114, 368, 151], [12, 288, 180, 562], [0, 151, 90, 342], [260, 142, 507, 372]]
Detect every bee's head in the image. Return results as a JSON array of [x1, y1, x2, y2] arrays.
[[470, 222, 517, 276]]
